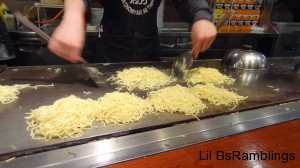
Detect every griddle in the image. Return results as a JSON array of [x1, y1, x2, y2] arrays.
[[0, 58, 299, 160]]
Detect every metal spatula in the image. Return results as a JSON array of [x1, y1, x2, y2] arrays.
[[0, 65, 6, 73], [14, 11, 105, 87], [172, 9, 234, 79]]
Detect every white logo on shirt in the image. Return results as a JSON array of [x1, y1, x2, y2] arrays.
[[129, 0, 148, 5], [121, 0, 154, 15]]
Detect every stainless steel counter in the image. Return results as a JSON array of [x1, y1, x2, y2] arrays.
[[4, 25, 280, 67], [9, 23, 278, 37]]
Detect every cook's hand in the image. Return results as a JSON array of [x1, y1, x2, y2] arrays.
[[48, 0, 85, 63], [191, 19, 217, 59]]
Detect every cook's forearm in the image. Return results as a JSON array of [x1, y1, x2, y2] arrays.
[[63, 0, 86, 21], [173, 0, 213, 23]]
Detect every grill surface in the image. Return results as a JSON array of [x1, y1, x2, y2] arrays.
[[0, 58, 299, 160]]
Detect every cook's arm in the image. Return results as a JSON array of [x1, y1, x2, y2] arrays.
[[173, 0, 217, 58], [48, 0, 87, 63]]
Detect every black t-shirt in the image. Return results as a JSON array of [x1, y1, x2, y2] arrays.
[[99, 0, 161, 36], [94, 0, 213, 36], [87, 0, 213, 62]]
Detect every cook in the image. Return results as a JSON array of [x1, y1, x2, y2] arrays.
[[48, 0, 217, 63]]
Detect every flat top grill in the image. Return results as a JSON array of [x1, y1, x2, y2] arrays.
[[0, 58, 299, 160]]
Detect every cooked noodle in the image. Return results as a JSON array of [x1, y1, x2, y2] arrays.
[[25, 95, 99, 141], [190, 84, 247, 108], [0, 85, 20, 104], [0, 84, 53, 104], [96, 92, 152, 124], [185, 67, 235, 85], [108, 67, 175, 91], [147, 85, 207, 115], [25, 91, 154, 140]]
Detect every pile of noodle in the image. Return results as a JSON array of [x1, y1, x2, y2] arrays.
[[147, 85, 207, 115], [0, 84, 53, 104], [96, 92, 153, 124], [108, 67, 175, 91], [185, 67, 235, 85], [190, 84, 247, 108], [25, 95, 100, 141], [0, 85, 20, 104]]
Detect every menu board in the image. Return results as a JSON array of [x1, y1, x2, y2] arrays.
[[214, 0, 262, 31]]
